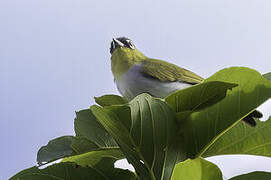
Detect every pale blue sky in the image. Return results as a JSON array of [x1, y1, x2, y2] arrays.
[[1, 0, 271, 179]]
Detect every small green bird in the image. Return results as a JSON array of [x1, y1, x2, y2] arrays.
[[110, 37, 262, 126]]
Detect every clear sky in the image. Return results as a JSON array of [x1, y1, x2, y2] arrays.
[[1, 0, 271, 179]]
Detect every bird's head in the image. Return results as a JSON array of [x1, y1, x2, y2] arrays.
[[110, 37, 146, 79], [110, 37, 136, 55]]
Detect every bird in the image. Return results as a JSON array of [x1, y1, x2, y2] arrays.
[[109, 37, 262, 126]]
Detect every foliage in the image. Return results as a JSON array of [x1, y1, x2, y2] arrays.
[[229, 171, 271, 180], [171, 158, 223, 180], [10, 67, 271, 180]]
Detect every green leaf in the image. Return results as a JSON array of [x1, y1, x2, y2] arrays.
[[71, 136, 99, 154], [109, 168, 137, 180], [90, 104, 149, 178], [67, 137, 125, 174], [34, 136, 126, 178], [37, 135, 124, 169], [37, 136, 106, 166], [71, 112, 126, 171], [171, 158, 223, 180], [165, 81, 237, 112], [74, 109, 117, 147], [91, 93, 179, 180], [202, 117, 271, 158], [62, 148, 125, 177], [10, 162, 136, 180], [229, 171, 271, 180], [95, 94, 127, 107], [37, 136, 74, 165], [179, 67, 271, 158], [37, 108, 122, 165], [62, 148, 124, 168], [263, 72, 271, 81]]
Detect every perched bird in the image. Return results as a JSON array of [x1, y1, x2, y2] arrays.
[[110, 37, 262, 126]]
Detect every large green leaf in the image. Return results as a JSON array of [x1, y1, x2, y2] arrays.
[[62, 148, 123, 167], [10, 162, 136, 180], [202, 117, 271, 158], [95, 94, 127, 107], [74, 109, 117, 147], [33, 136, 126, 179], [90, 104, 151, 179], [179, 67, 271, 158], [72, 110, 126, 171], [171, 158, 222, 180], [230, 171, 271, 180], [37, 108, 121, 165], [91, 93, 179, 180], [37, 136, 102, 165], [165, 81, 237, 113], [71, 136, 99, 154], [69, 137, 125, 173], [37, 136, 74, 165], [62, 147, 125, 175], [36, 135, 125, 170]]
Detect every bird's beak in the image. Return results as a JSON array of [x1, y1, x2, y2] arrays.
[[113, 38, 124, 47]]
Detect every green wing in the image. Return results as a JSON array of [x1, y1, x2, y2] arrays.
[[141, 58, 204, 84]]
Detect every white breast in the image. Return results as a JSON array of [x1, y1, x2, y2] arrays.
[[115, 64, 192, 101]]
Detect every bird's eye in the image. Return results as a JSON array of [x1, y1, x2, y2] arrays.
[[126, 40, 135, 49]]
